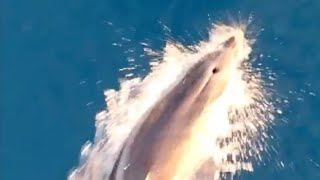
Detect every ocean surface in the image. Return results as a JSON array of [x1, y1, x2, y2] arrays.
[[1, 0, 320, 179]]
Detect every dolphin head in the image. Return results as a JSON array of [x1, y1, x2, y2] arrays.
[[181, 36, 238, 107]]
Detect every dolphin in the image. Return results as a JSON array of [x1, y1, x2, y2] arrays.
[[110, 36, 238, 180]]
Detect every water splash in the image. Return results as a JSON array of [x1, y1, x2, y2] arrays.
[[69, 23, 278, 180]]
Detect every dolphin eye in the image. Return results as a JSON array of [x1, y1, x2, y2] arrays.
[[212, 68, 219, 74]]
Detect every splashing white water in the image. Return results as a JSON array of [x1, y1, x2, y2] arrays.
[[69, 23, 277, 180]]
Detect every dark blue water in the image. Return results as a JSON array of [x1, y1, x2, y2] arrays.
[[2, 0, 320, 179]]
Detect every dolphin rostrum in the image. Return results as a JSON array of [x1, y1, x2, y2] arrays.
[[110, 36, 238, 180]]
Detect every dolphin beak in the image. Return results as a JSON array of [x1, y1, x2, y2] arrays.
[[223, 36, 236, 49]]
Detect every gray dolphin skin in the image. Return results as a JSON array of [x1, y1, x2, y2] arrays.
[[110, 36, 237, 180]]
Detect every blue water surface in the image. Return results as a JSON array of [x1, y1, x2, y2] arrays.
[[1, 0, 320, 179]]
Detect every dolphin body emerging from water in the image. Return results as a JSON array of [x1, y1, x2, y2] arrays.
[[110, 36, 238, 180]]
